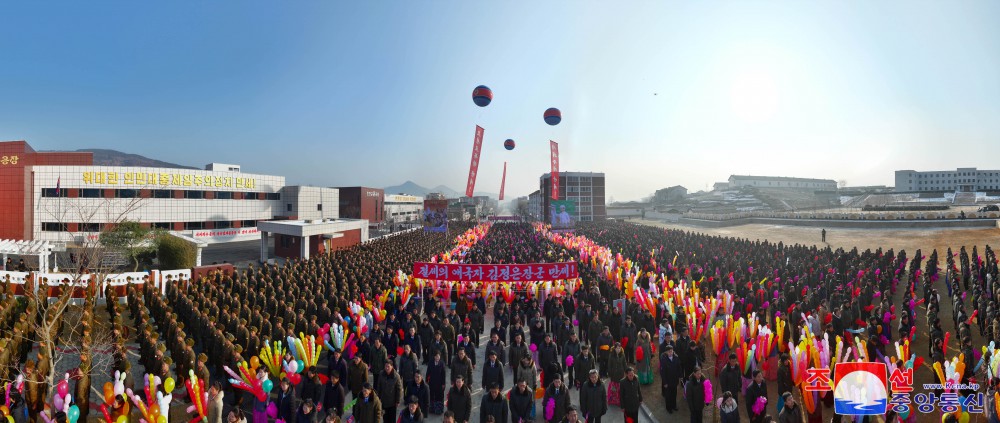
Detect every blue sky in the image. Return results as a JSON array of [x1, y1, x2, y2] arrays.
[[2, 1, 999, 201]]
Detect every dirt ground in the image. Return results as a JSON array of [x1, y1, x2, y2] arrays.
[[635, 219, 1000, 423]]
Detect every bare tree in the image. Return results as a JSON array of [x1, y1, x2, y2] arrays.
[[16, 193, 150, 415]]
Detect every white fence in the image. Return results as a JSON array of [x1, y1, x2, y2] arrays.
[[0, 269, 190, 298]]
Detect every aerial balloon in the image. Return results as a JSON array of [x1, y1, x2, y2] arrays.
[[504, 139, 515, 150], [544, 108, 561, 125], [472, 85, 493, 107]]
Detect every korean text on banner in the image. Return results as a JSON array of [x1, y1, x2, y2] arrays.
[[466, 125, 485, 197], [550, 140, 560, 200], [412, 262, 579, 282]]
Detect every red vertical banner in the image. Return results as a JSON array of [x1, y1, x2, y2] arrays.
[[466, 125, 485, 197], [549, 140, 560, 200], [499, 162, 507, 201]]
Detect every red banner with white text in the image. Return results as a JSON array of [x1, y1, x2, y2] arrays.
[[499, 161, 507, 201], [412, 262, 578, 282], [550, 140, 560, 200], [466, 125, 485, 197]]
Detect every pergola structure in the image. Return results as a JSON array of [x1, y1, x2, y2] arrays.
[[0, 239, 58, 272]]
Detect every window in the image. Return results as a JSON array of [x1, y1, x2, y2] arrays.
[[184, 222, 205, 230], [216, 191, 233, 200], [286, 204, 293, 212], [80, 189, 101, 198], [241, 220, 257, 228], [42, 222, 67, 232], [79, 223, 101, 232], [184, 190, 204, 199], [317, 204, 323, 211], [281, 235, 291, 248], [214, 221, 232, 229], [42, 188, 67, 198], [266, 193, 281, 200], [152, 190, 172, 199], [152, 222, 172, 230], [115, 189, 138, 198]]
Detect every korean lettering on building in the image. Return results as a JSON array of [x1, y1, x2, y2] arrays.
[[82, 171, 257, 189], [0, 155, 19, 165]]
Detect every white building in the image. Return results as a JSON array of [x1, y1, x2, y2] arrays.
[[895, 168, 1000, 192], [384, 194, 423, 223], [728, 175, 837, 190]]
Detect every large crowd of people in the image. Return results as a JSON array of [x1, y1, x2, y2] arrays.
[[1, 219, 997, 423]]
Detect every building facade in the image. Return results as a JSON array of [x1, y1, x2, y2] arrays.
[[1, 140, 368, 251], [539, 172, 606, 222], [727, 175, 837, 190], [894, 168, 1000, 192], [336, 187, 384, 223], [527, 190, 541, 221], [384, 194, 423, 223]]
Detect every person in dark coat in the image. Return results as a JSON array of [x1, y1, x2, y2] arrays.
[[375, 362, 404, 423], [746, 370, 768, 423], [776, 355, 794, 413], [660, 345, 682, 413], [301, 368, 325, 409], [277, 378, 298, 423], [323, 372, 347, 418], [508, 380, 534, 423], [398, 397, 424, 423], [328, 349, 349, 390], [482, 350, 505, 391], [353, 383, 383, 423], [451, 349, 474, 386], [538, 334, 561, 376], [405, 373, 431, 417], [398, 345, 420, 385], [684, 367, 708, 423], [578, 370, 607, 423], [718, 353, 742, 406], [484, 334, 506, 366], [296, 400, 319, 423], [479, 384, 509, 423], [426, 352, 447, 414], [543, 378, 572, 423], [618, 368, 642, 423], [446, 377, 472, 423], [573, 345, 597, 390]]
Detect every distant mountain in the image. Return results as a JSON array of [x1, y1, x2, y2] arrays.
[[59, 149, 198, 169], [384, 181, 497, 199]]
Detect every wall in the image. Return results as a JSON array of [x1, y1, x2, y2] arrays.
[[329, 228, 362, 251], [677, 216, 1000, 229]]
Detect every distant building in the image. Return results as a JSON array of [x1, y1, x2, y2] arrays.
[[713, 182, 730, 191], [653, 185, 687, 204], [728, 175, 836, 190], [894, 168, 1000, 192], [540, 172, 606, 222], [384, 194, 423, 223], [527, 190, 541, 220], [426, 192, 447, 200]]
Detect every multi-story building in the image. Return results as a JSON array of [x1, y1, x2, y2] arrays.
[[1, 140, 367, 263], [894, 168, 1000, 192], [539, 172, 606, 222], [384, 194, 423, 224], [336, 187, 384, 223], [527, 190, 541, 221], [728, 175, 837, 190]]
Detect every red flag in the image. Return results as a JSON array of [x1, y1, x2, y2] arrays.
[[466, 125, 485, 197], [549, 141, 560, 200], [499, 162, 507, 201]]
